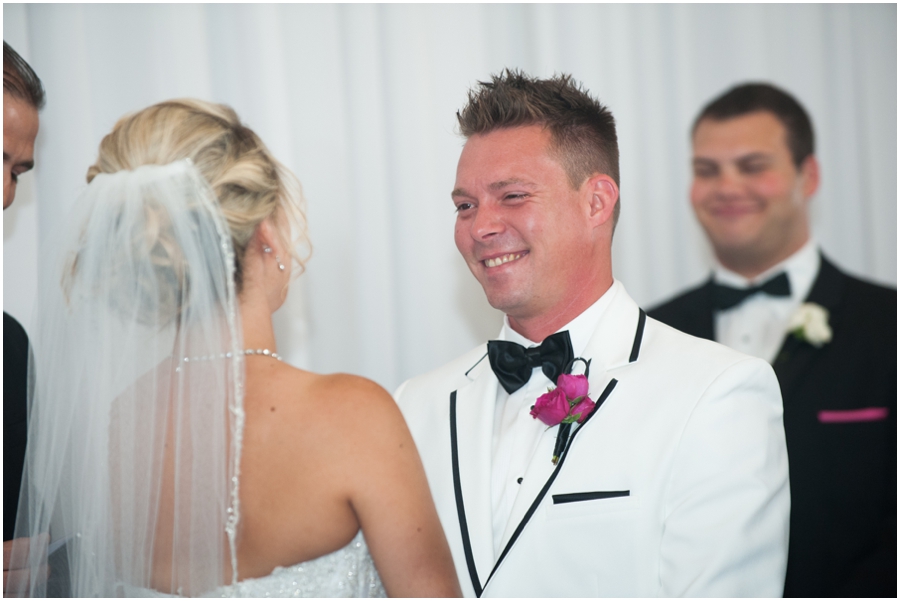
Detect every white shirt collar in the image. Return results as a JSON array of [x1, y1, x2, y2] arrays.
[[498, 279, 621, 358], [713, 239, 820, 305]]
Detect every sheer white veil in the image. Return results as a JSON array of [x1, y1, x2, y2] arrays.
[[9, 159, 245, 596]]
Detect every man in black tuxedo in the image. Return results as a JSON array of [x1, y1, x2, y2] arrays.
[[4, 40, 44, 590], [649, 83, 896, 597]]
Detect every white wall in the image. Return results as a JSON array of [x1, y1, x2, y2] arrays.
[[4, 4, 896, 392]]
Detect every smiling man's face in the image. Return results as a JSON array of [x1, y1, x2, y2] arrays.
[[690, 111, 818, 277], [452, 125, 601, 331]]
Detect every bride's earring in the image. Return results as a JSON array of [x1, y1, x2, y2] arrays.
[[263, 245, 286, 272]]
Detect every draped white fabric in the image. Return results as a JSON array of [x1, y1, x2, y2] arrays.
[[4, 4, 896, 392], [10, 160, 245, 596]]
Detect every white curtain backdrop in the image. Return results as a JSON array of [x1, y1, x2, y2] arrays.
[[4, 3, 896, 392]]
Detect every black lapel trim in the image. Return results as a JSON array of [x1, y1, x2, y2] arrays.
[[481, 378, 619, 592], [464, 352, 489, 378], [629, 309, 647, 363], [450, 390, 483, 597]]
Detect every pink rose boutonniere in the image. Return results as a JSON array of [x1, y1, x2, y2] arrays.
[[530, 360, 595, 464], [531, 373, 595, 426]]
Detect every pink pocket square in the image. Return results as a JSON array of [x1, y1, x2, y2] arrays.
[[817, 407, 889, 423]]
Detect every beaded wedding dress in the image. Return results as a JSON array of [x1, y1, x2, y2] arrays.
[[120, 531, 385, 598], [9, 160, 385, 597], [209, 532, 385, 598]]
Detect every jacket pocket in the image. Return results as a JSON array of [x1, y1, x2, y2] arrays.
[[552, 490, 630, 504], [544, 489, 638, 522]]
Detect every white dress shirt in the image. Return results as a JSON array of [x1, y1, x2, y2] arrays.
[[714, 239, 820, 364], [490, 281, 620, 558]]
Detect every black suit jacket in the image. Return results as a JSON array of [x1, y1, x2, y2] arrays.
[[649, 255, 897, 597], [4, 312, 30, 541]]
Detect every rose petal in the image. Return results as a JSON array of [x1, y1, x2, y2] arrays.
[[531, 388, 570, 426], [571, 397, 596, 423], [556, 373, 589, 399]]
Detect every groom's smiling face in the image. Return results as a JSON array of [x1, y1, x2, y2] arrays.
[[452, 125, 598, 330]]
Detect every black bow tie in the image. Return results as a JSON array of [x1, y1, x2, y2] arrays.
[[712, 272, 791, 310], [487, 331, 574, 395]]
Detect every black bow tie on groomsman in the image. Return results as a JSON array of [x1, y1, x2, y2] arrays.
[[712, 272, 791, 310], [487, 331, 575, 395]]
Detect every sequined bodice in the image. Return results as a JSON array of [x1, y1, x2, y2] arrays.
[[119, 531, 385, 598], [208, 531, 386, 598]]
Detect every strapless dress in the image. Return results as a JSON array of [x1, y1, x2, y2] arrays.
[[120, 531, 386, 597]]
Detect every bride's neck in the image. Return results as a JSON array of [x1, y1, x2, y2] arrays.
[[238, 287, 278, 352]]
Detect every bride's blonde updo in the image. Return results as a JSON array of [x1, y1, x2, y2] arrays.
[[87, 98, 308, 291]]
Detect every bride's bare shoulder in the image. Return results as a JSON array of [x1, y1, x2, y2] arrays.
[[307, 372, 392, 401], [245, 368, 411, 484], [249, 364, 401, 427], [243, 366, 409, 475], [304, 372, 404, 425]]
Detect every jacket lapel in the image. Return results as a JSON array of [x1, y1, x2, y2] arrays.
[[773, 254, 845, 397], [487, 283, 646, 592], [450, 352, 499, 597], [495, 414, 559, 553]]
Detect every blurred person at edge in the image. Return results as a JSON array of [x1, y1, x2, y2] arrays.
[[3, 40, 44, 593], [650, 82, 897, 597]]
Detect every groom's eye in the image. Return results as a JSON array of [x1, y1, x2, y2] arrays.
[[454, 202, 474, 213]]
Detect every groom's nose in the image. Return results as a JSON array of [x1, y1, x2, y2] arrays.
[[470, 201, 506, 241]]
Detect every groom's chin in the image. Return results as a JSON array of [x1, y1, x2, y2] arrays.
[[481, 286, 529, 317]]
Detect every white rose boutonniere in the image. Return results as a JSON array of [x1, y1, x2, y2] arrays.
[[788, 302, 832, 347]]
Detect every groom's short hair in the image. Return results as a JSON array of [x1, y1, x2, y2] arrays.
[[457, 69, 620, 225]]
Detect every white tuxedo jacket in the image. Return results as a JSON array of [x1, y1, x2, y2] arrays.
[[395, 283, 790, 597]]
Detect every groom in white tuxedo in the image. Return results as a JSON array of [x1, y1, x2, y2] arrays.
[[395, 71, 790, 597]]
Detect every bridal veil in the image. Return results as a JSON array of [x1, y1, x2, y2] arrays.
[[9, 159, 246, 596]]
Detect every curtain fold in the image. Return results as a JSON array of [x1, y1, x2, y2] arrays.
[[4, 3, 896, 391]]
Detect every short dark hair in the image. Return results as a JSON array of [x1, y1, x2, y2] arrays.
[[4, 41, 45, 110], [457, 69, 620, 226], [693, 83, 814, 168]]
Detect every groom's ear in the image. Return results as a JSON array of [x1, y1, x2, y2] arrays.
[[586, 173, 618, 229]]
